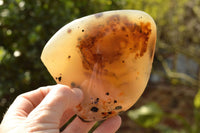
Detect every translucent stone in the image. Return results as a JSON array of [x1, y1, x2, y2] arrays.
[[41, 10, 157, 121]]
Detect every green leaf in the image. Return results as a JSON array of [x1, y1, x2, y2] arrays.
[[0, 46, 6, 63], [194, 89, 200, 109], [28, 32, 39, 44], [128, 102, 164, 128]]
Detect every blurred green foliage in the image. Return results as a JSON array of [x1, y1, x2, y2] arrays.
[[128, 91, 200, 133], [128, 102, 164, 128], [194, 89, 200, 109], [0, 0, 200, 132]]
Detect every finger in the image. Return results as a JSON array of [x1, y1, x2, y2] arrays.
[[62, 117, 95, 133], [4, 85, 53, 118], [59, 109, 76, 128], [27, 85, 83, 125], [93, 115, 121, 133]]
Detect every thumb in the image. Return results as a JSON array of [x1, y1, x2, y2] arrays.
[[27, 84, 83, 124]]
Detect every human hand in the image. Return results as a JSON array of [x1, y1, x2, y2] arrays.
[[0, 84, 121, 133]]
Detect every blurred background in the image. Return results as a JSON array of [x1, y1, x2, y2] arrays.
[[0, 0, 200, 132]]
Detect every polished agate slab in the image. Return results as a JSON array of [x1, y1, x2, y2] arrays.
[[41, 10, 157, 121]]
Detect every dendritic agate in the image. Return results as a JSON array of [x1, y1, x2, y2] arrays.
[[41, 10, 157, 121]]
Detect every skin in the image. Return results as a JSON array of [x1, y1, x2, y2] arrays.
[[0, 84, 121, 133]]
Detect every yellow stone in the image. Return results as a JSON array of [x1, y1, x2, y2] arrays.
[[41, 10, 157, 121]]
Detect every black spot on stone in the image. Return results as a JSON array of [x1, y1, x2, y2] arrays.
[[114, 100, 117, 103], [121, 26, 126, 31], [91, 107, 99, 112], [106, 92, 109, 95], [71, 82, 76, 87], [55, 74, 62, 82], [115, 106, 122, 110], [68, 55, 71, 59], [82, 29, 84, 32], [56, 77, 61, 82], [122, 60, 125, 63], [94, 98, 99, 104], [58, 76, 62, 82], [108, 111, 112, 114], [102, 112, 106, 115]]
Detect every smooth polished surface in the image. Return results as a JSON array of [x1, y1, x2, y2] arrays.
[[41, 10, 157, 121]]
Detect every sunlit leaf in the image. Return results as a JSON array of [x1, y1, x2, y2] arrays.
[[128, 102, 164, 128], [194, 89, 200, 109], [0, 46, 6, 63]]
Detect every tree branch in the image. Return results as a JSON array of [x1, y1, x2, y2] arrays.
[[158, 55, 198, 86]]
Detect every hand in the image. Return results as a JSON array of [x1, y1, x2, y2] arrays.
[[0, 84, 121, 133]]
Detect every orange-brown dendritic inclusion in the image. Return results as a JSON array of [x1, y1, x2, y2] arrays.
[[77, 14, 152, 71], [58, 13, 154, 122]]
